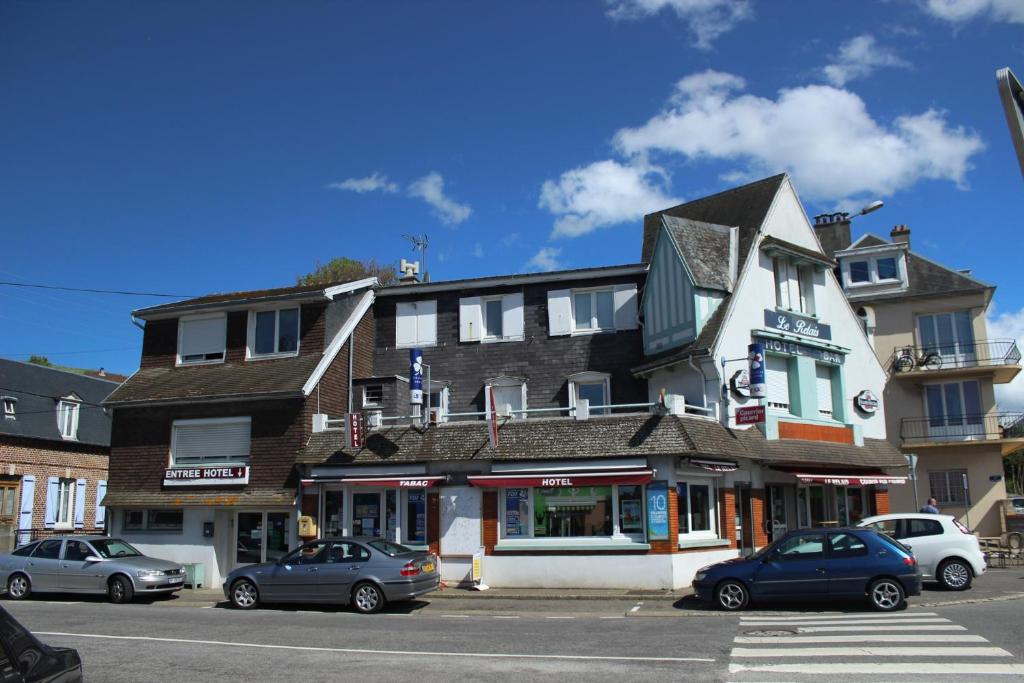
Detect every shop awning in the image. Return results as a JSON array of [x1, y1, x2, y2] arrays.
[[790, 471, 907, 486], [467, 469, 654, 488], [301, 476, 446, 488], [688, 458, 739, 472]]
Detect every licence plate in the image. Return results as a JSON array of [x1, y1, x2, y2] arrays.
[[422, 562, 434, 573], [169, 577, 183, 583]]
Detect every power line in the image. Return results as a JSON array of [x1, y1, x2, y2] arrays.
[[1, 347, 139, 357], [0, 386, 108, 407], [0, 281, 194, 298]]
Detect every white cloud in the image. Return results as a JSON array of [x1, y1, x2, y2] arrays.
[[605, 0, 752, 49], [407, 172, 472, 225], [526, 247, 563, 272], [919, 0, 1024, 23], [328, 172, 398, 194], [473, 243, 484, 258], [500, 232, 522, 247], [539, 159, 681, 238], [612, 69, 984, 203], [822, 34, 911, 87], [987, 306, 1024, 410]]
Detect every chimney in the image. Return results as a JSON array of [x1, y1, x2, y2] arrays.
[[398, 259, 421, 285], [890, 224, 910, 247], [97, 368, 106, 377], [812, 212, 851, 257]]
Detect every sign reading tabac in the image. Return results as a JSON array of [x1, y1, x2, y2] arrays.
[[764, 309, 832, 341], [164, 466, 249, 487]]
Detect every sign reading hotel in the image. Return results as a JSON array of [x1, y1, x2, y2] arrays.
[[764, 309, 832, 341], [164, 466, 249, 487], [754, 334, 844, 365]]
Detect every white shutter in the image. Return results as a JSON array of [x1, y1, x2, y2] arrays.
[[395, 303, 417, 347], [17, 475, 35, 544], [502, 293, 524, 341], [180, 315, 226, 357], [172, 419, 251, 465], [613, 284, 639, 330], [547, 289, 572, 336], [95, 480, 107, 528], [417, 300, 437, 346], [765, 356, 790, 409], [815, 364, 834, 416], [74, 479, 86, 528], [459, 297, 483, 342]]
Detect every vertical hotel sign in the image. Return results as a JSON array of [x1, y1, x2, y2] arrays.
[[646, 480, 669, 541], [410, 348, 423, 405]]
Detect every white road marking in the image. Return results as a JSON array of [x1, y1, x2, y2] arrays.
[[629, 602, 643, 613], [738, 617, 949, 626], [600, 616, 625, 619], [734, 634, 989, 644], [492, 616, 520, 619], [798, 624, 966, 632], [739, 612, 938, 622], [729, 662, 1024, 675], [731, 646, 1012, 658], [440, 614, 470, 618], [545, 616, 575, 619], [34, 632, 715, 663]]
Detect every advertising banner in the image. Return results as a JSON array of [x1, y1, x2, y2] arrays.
[[646, 480, 670, 541], [748, 343, 766, 398], [504, 488, 529, 536], [410, 348, 423, 405]]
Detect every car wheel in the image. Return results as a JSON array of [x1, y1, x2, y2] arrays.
[[230, 579, 260, 610], [108, 575, 134, 604], [868, 578, 905, 611], [6, 574, 30, 600], [938, 559, 972, 591], [352, 582, 385, 614], [715, 580, 749, 611]]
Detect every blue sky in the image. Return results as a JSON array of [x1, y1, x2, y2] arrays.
[[2, 0, 1023, 394]]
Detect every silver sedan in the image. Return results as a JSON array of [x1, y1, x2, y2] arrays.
[[223, 537, 440, 614], [0, 536, 185, 603]]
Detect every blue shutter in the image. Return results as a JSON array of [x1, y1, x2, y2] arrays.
[[74, 479, 87, 528], [95, 480, 107, 528], [17, 475, 35, 545], [44, 476, 59, 528]]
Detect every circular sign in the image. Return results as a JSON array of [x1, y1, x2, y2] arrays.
[[855, 389, 879, 414], [730, 369, 751, 397]]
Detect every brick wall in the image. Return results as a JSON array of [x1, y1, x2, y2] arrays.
[[718, 487, 737, 549], [751, 488, 768, 548], [0, 435, 108, 530], [778, 421, 854, 444], [873, 488, 890, 515]]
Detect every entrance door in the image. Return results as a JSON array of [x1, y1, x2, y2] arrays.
[[352, 492, 382, 537], [0, 482, 17, 553], [764, 485, 790, 543], [734, 484, 754, 556], [235, 512, 291, 566]]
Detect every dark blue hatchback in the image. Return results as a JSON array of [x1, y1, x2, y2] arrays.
[[692, 527, 922, 611]]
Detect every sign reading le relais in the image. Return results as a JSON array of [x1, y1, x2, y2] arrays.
[[164, 466, 249, 487], [764, 309, 832, 341]]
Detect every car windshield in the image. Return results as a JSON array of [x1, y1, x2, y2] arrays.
[[90, 539, 142, 559], [368, 540, 413, 556]]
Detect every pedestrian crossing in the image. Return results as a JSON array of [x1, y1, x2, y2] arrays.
[[727, 610, 1024, 681]]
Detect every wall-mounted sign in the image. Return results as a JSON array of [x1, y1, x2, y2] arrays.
[[164, 466, 249, 487], [646, 480, 669, 541], [747, 343, 766, 398], [764, 309, 832, 341], [346, 412, 367, 449], [735, 405, 766, 425], [730, 369, 751, 397], [855, 389, 879, 414], [409, 348, 423, 405], [754, 334, 845, 365]]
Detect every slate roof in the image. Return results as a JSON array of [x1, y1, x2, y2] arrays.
[[133, 278, 360, 318], [759, 236, 836, 268], [376, 263, 646, 296], [661, 215, 734, 292], [103, 354, 321, 406], [0, 359, 120, 447], [630, 300, 727, 375]]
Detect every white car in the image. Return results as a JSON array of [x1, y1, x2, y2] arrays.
[[857, 513, 985, 591]]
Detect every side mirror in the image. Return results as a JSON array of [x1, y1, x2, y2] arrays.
[[84, 556, 106, 563]]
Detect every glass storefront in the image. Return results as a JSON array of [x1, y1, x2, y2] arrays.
[[352, 492, 381, 537], [236, 511, 290, 565], [534, 486, 613, 537], [319, 487, 428, 546]]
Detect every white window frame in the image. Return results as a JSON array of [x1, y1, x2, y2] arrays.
[[395, 300, 438, 348], [362, 384, 384, 408], [848, 259, 871, 284], [176, 312, 227, 366], [774, 257, 816, 316], [568, 371, 611, 415], [498, 485, 646, 542], [797, 263, 816, 315], [56, 398, 80, 440], [428, 385, 450, 423], [676, 477, 719, 541], [482, 296, 505, 341], [55, 478, 75, 530], [571, 288, 615, 334], [765, 355, 792, 414], [246, 307, 301, 360], [774, 257, 794, 310], [485, 377, 527, 419], [842, 253, 907, 289], [3, 397, 15, 419], [170, 416, 252, 467], [875, 256, 899, 282]]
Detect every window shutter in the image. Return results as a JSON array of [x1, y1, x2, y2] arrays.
[[17, 475, 35, 543], [765, 356, 790, 408], [44, 476, 59, 529], [484, 383, 492, 418], [395, 303, 417, 347], [74, 479, 87, 528], [95, 480, 107, 528], [502, 293, 525, 341], [172, 420, 251, 465], [815, 365, 834, 416], [459, 297, 483, 342], [613, 284, 639, 330], [547, 290, 572, 336], [417, 300, 437, 346], [180, 316, 226, 357]]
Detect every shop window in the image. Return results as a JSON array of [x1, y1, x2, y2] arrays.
[[248, 307, 299, 358], [177, 313, 226, 365], [171, 417, 251, 466], [123, 509, 145, 531], [504, 488, 530, 537], [405, 490, 427, 544], [362, 385, 384, 408], [828, 532, 867, 558], [534, 486, 613, 538], [677, 480, 717, 539], [928, 470, 967, 505], [617, 485, 644, 536], [122, 508, 183, 533], [324, 490, 344, 537]]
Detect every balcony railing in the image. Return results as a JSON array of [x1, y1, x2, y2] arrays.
[[900, 412, 1024, 442], [889, 339, 1021, 374]]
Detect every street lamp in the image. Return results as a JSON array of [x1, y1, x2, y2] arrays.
[[854, 200, 884, 217]]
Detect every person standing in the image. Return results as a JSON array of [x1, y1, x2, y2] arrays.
[[919, 497, 940, 514]]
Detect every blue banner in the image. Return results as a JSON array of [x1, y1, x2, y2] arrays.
[[646, 480, 669, 541], [748, 343, 766, 398], [410, 348, 423, 405]]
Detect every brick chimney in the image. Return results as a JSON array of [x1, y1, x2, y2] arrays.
[[812, 212, 851, 258], [890, 224, 910, 247]]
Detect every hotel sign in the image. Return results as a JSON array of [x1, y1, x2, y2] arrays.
[[764, 310, 831, 341], [754, 334, 844, 365], [164, 466, 249, 487]]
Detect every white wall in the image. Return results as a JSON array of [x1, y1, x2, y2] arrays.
[[113, 508, 223, 588]]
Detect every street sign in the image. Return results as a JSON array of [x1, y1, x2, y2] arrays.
[[735, 405, 766, 425], [346, 412, 367, 449]]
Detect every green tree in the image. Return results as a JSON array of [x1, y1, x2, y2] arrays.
[[1005, 450, 1024, 495], [297, 257, 396, 287], [27, 355, 52, 367]]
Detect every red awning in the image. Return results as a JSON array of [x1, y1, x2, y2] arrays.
[[793, 472, 907, 486], [467, 469, 655, 488], [301, 476, 446, 488]]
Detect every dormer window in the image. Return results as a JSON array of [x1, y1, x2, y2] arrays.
[[178, 313, 227, 365], [248, 307, 300, 358], [773, 257, 816, 315], [3, 397, 16, 419], [849, 261, 870, 283], [876, 257, 898, 281], [840, 252, 906, 289], [56, 398, 80, 440]]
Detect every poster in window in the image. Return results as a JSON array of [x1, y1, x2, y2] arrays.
[[505, 488, 529, 536], [646, 480, 669, 541], [621, 499, 642, 533]]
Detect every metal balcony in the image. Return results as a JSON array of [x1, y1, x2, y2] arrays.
[[900, 412, 1024, 454], [889, 339, 1021, 384]]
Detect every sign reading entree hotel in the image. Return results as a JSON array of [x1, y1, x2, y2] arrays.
[[164, 465, 249, 487], [764, 309, 832, 341]]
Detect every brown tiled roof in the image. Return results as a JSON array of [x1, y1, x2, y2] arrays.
[[103, 356, 320, 405], [299, 414, 750, 466], [100, 488, 295, 508]]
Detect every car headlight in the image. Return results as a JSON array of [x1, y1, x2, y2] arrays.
[[137, 570, 165, 579], [694, 571, 707, 582]]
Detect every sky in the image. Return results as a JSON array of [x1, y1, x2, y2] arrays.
[[1, 0, 1023, 405]]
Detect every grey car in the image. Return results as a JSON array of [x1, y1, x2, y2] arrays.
[[223, 537, 440, 614], [0, 536, 185, 604]]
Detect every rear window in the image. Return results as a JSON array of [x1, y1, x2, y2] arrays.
[[31, 539, 62, 559], [368, 540, 413, 557], [829, 532, 868, 558], [905, 518, 943, 538], [10, 543, 38, 557], [875, 531, 913, 556]]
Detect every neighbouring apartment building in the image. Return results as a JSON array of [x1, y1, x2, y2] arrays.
[[817, 217, 1023, 536], [0, 359, 118, 551]]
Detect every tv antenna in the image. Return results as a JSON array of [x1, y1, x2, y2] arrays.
[[403, 233, 429, 282]]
